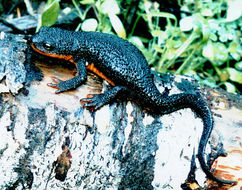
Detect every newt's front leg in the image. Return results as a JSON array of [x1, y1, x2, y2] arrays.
[[48, 59, 87, 93]]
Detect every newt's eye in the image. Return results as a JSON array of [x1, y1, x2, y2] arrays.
[[43, 43, 54, 51]]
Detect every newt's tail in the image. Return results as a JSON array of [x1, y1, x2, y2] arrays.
[[197, 105, 237, 184], [188, 95, 237, 184], [149, 87, 237, 184]]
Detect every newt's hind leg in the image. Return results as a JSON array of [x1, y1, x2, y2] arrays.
[[81, 86, 128, 111]]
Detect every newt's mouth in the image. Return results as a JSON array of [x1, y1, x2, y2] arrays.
[[30, 43, 73, 61]]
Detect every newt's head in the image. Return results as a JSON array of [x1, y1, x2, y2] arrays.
[[30, 26, 75, 60]]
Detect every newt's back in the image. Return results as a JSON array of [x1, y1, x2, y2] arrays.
[[73, 31, 154, 88]]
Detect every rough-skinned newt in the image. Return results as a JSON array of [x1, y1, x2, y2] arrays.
[[30, 26, 237, 184]]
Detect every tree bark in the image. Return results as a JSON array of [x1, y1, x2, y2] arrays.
[[0, 32, 241, 190]]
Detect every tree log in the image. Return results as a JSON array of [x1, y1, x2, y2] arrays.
[[0, 32, 241, 190]]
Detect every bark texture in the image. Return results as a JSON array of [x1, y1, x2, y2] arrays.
[[0, 32, 241, 190]]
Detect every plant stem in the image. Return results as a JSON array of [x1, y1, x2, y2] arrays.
[[175, 42, 202, 74], [130, 14, 141, 37], [160, 31, 200, 72]]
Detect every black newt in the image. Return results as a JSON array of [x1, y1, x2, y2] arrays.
[[30, 26, 236, 184]]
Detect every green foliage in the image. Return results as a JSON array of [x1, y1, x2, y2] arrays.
[[38, 0, 241, 93], [140, 0, 241, 93], [37, 0, 60, 32], [73, 0, 126, 38]]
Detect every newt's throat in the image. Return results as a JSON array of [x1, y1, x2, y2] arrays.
[[30, 43, 73, 61]]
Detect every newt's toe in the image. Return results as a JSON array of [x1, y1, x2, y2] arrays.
[[80, 94, 105, 111], [47, 77, 69, 93]]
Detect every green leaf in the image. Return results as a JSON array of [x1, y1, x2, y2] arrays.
[[203, 41, 228, 65], [213, 42, 228, 64], [150, 30, 164, 37], [228, 42, 238, 53], [228, 41, 241, 60], [108, 13, 126, 39], [199, 77, 217, 88], [101, 0, 120, 15], [235, 61, 242, 70], [226, 68, 242, 84], [128, 36, 144, 48], [150, 12, 177, 21], [179, 16, 194, 32], [201, 20, 211, 41], [223, 82, 236, 93], [224, 0, 242, 22], [219, 69, 229, 82], [80, 0, 94, 5], [201, 8, 213, 17], [150, 12, 177, 27], [202, 40, 214, 61], [38, 0, 60, 31], [81, 18, 98, 31]]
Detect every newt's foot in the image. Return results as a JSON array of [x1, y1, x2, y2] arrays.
[[47, 77, 70, 93], [80, 94, 106, 111]]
